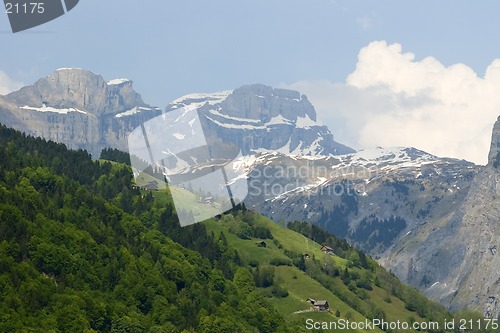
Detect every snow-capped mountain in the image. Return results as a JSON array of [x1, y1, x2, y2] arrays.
[[0, 68, 162, 157], [242, 146, 476, 212], [166, 84, 354, 157], [0, 76, 353, 158]]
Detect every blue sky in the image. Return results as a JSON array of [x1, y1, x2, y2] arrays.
[[1, 0, 500, 164]]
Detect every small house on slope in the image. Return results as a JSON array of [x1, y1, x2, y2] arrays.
[[307, 298, 329, 311], [320, 245, 334, 255]]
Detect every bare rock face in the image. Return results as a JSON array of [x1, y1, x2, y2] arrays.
[[382, 162, 500, 318], [167, 84, 355, 156], [0, 69, 161, 157], [489, 116, 500, 165], [6, 69, 146, 115], [437, 118, 500, 318]]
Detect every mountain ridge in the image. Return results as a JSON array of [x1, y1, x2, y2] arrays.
[[166, 83, 355, 156], [0, 69, 162, 157], [0, 70, 354, 158]]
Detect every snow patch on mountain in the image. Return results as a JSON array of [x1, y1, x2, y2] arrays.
[[205, 115, 267, 130], [296, 114, 317, 129], [208, 109, 261, 124], [21, 105, 86, 115], [338, 147, 445, 170], [56, 68, 83, 71], [107, 78, 130, 85], [173, 133, 186, 140], [267, 115, 294, 126], [170, 90, 233, 110], [115, 106, 160, 118]]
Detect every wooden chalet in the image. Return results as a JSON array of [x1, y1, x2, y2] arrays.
[[307, 298, 329, 311], [320, 245, 335, 255]]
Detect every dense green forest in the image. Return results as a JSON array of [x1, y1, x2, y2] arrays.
[[0, 124, 493, 332], [0, 125, 293, 332]]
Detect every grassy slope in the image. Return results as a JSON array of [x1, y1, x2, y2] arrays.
[[203, 215, 430, 333], [134, 180, 441, 333]]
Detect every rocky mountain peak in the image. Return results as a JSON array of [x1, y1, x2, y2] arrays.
[[166, 84, 354, 156], [5, 68, 146, 116], [488, 115, 500, 165], [219, 84, 315, 122], [0, 69, 161, 157]]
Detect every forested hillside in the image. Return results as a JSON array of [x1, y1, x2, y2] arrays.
[[0, 125, 296, 332], [0, 125, 492, 332]]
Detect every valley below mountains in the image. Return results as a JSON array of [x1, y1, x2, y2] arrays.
[[1, 68, 499, 320]]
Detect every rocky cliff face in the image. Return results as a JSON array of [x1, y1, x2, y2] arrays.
[[167, 84, 354, 156], [0, 69, 161, 157], [489, 116, 500, 165], [431, 118, 500, 317], [6, 69, 146, 114], [378, 119, 500, 318]]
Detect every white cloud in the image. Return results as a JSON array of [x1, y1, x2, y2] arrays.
[[283, 41, 500, 165], [0, 70, 23, 95]]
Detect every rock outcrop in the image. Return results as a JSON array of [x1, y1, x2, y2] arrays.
[[0, 69, 161, 157], [168, 84, 355, 156], [489, 116, 500, 165], [387, 117, 500, 318]]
